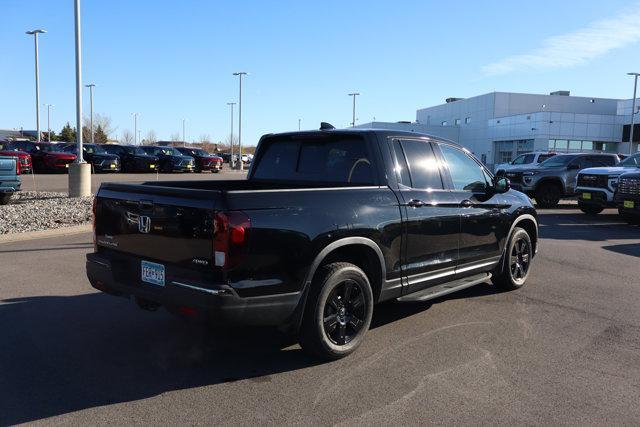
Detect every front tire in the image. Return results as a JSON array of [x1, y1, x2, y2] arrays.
[[578, 201, 604, 215], [492, 227, 533, 291], [299, 262, 373, 360]]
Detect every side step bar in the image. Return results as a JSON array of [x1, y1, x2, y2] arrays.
[[396, 272, 492, 303]]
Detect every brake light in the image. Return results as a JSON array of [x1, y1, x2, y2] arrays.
[[15, 159, 20, 175], [213, 211, 250, 270], [92, 197, 97, 251]]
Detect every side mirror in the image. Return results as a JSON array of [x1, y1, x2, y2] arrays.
[[494, 176, 510, 193]]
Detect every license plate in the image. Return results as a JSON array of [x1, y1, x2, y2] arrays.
[[582, 192, 591, 200], [141, 260, 165, 286], [624, 200, 635, 209], [150, 164, 155, 169]]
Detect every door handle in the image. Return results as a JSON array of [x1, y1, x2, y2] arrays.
[[460, 199, 474, 208], [407, 199, 425, 208]]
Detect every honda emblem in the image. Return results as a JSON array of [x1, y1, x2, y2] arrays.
[[138, 215, 151, 233]]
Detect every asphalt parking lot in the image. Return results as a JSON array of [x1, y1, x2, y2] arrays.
[[19, 167, 247, 193], [1, 208, 639, 425]]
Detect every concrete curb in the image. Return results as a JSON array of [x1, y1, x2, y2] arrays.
[[0, 224, 92, 244]]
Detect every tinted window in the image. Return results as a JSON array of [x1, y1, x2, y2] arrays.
[[512, 154, 535, 165], [439, 144, 489, 192], [537, 154, 554, 163], [398, 139, 443, 189], [620, 153, 640, 167], [591, 155, 616, 167], [569, 156, 594, 169], [253, 137, 374, 184], [540, 155, 576, 168], [392, 140, 411, 186]]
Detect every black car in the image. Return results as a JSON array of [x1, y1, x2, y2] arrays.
[[140, 146, 195, 172], [62, 143, 120, 173], [87, 127, 538, 359], [615, 170, 640, 224], [101, 144, 159, 173], [175, 147, 223, 172]]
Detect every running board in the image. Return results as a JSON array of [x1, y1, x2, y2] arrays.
[[396, 272, 492, 303]]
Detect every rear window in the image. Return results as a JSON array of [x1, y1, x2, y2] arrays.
[[537, 154, 555, 163], [252, 137, 375, 184]]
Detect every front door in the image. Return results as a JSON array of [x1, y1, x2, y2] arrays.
[[436, 143, 505, 275], [391, 138, 460, 295]]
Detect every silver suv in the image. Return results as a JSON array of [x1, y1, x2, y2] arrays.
[[503, 153, 619, 208]]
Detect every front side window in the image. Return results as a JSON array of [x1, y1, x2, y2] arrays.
[[398, 139, 443, 190], [620, 153, 640, 167], [439, 144, 489, 192]]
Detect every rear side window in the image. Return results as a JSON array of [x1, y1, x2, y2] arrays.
[[253, 137, 375, 184], [591, 156, 616, 167], [392, 140, 411, 186], [537, 154, 554, 163], [397, 139, 443, 190]]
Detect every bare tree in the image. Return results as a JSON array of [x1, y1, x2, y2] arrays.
[[145, 130, 158, 144], [170, 132, 181, 142], [83, 114, 116, 138], [121, 129, 134, 145]]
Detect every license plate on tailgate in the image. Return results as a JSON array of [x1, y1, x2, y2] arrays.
[[141, 260, 165, 286]]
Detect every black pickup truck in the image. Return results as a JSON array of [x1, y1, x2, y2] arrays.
[[87, 127, 538, 359]]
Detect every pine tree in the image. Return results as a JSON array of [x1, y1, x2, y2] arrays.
[[58, 123, 76, 142], [94, 125, 108, 144]]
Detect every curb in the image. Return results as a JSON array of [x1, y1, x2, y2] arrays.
[[0, 224, 92, 244]]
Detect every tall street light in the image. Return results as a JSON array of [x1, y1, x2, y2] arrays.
[[131, 113, 139, 144], [298, 118, 301, 131], [85, 83, 95, 144], [233, 72, 247, 170], [26, 29, 46, 142], [227, 102, 236, 167], [182, 118, 186, 146], [68, 0, 91, 197], [628, 72, 640, 154], [44, 103, 54, 142], [348, 92, 360, 127]]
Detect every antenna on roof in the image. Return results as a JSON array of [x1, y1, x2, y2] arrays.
[[320, 122, 335, 130]]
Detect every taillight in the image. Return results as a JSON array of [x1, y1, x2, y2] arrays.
[[15, 159, 20, 175], [92, 197, 97, 251], [213, 211, 250, 270]]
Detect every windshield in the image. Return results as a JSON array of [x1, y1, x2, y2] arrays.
[[538, 155, 576, 168], [126, 146, 146, 155], [84, 144, 106, 154], [620, 153, 640, 167]]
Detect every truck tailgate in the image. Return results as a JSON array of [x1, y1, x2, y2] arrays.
[[95, 183, 219, 267]]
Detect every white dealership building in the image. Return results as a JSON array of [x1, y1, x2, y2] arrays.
[[358, 91, 639, 170]]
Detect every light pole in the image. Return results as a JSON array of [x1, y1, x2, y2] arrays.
[[85, 83, 95, 144], [132, 113, 139, 144], [628, 72, 640, 154], [26, 29, 46, 142], [233, 72, 247, 170], [348, 92, 360, 127], [138, 130, 142, 145], [182, 118, 186, 146], [227, 102, 236, 167], [298, 118, 301, 131], [44, 103, 54, 142]]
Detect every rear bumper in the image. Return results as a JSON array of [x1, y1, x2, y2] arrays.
[[86, 252, 301, 325]]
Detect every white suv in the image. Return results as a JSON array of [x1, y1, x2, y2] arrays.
[[495, 152, 556, 174]]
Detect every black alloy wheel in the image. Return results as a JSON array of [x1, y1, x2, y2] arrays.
[[323, 279, 367, 345], [492, 227, 533, 290], [509, 236, 531, 285]]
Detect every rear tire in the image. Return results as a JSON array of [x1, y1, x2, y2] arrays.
[[535, 184, 561, 208], [578, 202, 604, 215], [492, 227, 533, 291], [299, 262, 373, 360]]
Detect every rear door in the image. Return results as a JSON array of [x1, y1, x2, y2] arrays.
[[435, 143, 505, 275], [390, 138, 460, 294]]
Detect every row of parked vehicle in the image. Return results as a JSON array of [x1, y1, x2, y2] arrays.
[[496, 151, 640, 224], [0, 141, 227, 174]]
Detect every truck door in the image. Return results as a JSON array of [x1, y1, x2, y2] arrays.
[[391, 138, 460, 295]]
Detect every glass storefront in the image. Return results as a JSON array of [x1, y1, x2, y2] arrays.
[[548, 139, 616, 152]]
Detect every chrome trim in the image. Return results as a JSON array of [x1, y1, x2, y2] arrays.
[[455, 259, 500, 274], [406, 266, 456, 286], [171, 281, 227, 295], [227, 186, 384, 194]]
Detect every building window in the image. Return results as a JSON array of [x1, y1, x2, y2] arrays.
[[465, 117, 471, 124], [569, 140, 582, 151], [441, 121, 448, 126], [454, 119, 461, 125]]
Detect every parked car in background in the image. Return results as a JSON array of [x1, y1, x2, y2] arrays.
[[61, 143, 120, 173], [175, 147, 223, 173], [1, 141, 76, 173], [575, 153, 640, 214], [495, 151, 557, 174], [241, 153, 253, 165], [101, 144, 159, 173], [87, 128, 538, 359], [0, 144, 32, 174], [614, 169, 640, 224], [504, 153, 619, 208], [0, 156, 20, 205], [219, 153, 232, 163], [140, 146, 195, 172]]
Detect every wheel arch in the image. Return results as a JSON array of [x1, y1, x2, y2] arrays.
[[534, 177, 565, 193], [498, 214, 538, 273]]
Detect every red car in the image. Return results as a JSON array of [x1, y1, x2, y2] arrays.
[[176, 147, 223, 173], [0, 147, 32, 174], [1, 141, 76, 173]]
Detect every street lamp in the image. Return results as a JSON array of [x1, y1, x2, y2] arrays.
[[227, 102, 236, 167], [298, 118, 301, 131], [628, 72, 640, 154], [233, 72, 247, 170], [131, 112, 139, 144], [85, 83, 96, 144], [26, 29, 46, 142], [44, 104, 54, 142], [182, 118, 186, 146], [348, 92, 360, 127]]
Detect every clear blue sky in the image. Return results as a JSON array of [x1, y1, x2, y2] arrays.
[[3, 0, 640, 145]]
